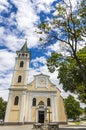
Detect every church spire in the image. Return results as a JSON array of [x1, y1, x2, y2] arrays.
[[16, 40, 30, 58], [20, 41, 28, 52], [16, 40, 29, 54]]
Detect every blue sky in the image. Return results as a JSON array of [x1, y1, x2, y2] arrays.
[[0, 0, 85, 107]]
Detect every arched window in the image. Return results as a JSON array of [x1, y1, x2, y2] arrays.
[[22, 53, 24, 57], [20, 61, 24, 67], [47, 98, 51, 106], [14, 96, 19, 105], [18, 75, 22, 83], [32, 98, 36, 106]]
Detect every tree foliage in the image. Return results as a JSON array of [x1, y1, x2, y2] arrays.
[[38, 0, 86, 85], [47, 47, 86, 103], [84, 107, 86, 116], [64, 95, 83, 120], [37, 0, 86, 103], [0, 97, 7, 120]]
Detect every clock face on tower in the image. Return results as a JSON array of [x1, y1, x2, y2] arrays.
[[36, 76, 48, 88]]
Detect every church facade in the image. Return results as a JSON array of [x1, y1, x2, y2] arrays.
[[4, 43, 67, 124]]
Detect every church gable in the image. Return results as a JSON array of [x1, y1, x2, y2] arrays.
[[27, 74, 60, 93]]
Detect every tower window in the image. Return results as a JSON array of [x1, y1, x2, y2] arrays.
[[14, 96, 19, 105], [20, 61, 24, 67], [22, 53, 24, 57], [32, 98, 36, 106], [47, 98, 51, 106], [18, 75, 22, 83]]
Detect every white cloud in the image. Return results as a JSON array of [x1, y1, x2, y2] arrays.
[[32, 0, 55, 13], [0, 90, 9, 101], [35, 0, 54, 5], [0, 50, 16, 100], [0, 73, 12, 89], [0, 27, 5, 37], [0, 49, 16, 72], [35, 3, 51, 13], [47, 41, 62, 53], [0, 0, 10, 12], [0, 72, 13, 101], [0, 32, 22, 51], [31, 56, 47, 65], [45, 51, 51, 56], [11, 0, 39, 30], [0, 0, 41, 50], [0, 0, 57, 52], [0, 0, 9, 5], [28, 68, 40, 83]]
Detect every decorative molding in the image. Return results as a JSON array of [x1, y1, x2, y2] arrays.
[[9, 88, 27, 91], [28, 91, 56, 98]]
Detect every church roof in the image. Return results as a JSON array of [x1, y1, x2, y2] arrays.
[[34, 73, 50, 77]]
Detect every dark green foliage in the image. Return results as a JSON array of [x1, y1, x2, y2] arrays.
[[64, 95, 83, 120], [84, 107, 86, 115], [47, 46, 86, 103], [47, 52, 61, 72], [0, 97, 7, 120]]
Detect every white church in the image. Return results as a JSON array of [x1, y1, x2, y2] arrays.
[[4, 43, 67, 124]]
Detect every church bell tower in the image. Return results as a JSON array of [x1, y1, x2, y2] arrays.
[[5, 42, 30, 124]]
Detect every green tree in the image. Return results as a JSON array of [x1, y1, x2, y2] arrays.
[[64, 95, 83, 120], [38, 0, 86, 89], [84, 107, 86, 116], [0, 97, 7, 120], [47, 47, 86, 103]]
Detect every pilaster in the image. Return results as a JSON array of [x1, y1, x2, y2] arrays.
[[19, 90, 26, 123], [4, 91, 12, 122]]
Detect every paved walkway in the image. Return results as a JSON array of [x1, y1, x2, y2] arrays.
[[60, 125, 86, 129], [0, 124, 86, 130], [0, 125, 33, 130], [0, 121, 86, 130]]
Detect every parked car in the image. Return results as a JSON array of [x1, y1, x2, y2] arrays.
[[75, 118, 81, 122], [68, 119, 74, 122]]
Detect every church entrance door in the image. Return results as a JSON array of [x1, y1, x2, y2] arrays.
[[38, 111, 44, 123]]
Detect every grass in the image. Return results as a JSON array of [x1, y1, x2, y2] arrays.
[[74, 122, 81, 125], [68, 121, 81, 125]]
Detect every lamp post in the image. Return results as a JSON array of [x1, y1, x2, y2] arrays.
[[43, 106, 48, 130], [47, 109, 52, 123]]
